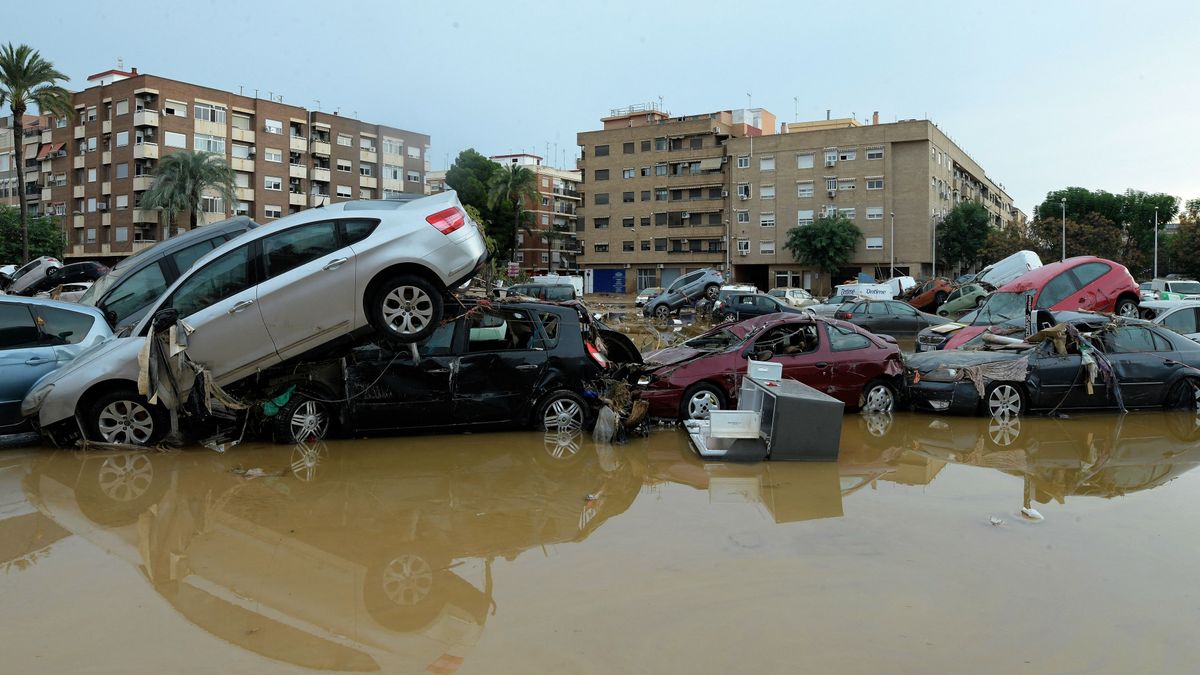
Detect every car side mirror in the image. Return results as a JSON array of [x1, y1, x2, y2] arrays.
[[152, 307, 179, 333]]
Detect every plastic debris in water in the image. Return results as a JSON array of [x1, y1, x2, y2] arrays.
[[990, 517, 1005, 526], [1020, 507, 1044, 521]]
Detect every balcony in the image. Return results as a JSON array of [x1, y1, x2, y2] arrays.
[[230, 157, 254, 172], [72, 185, 85, 199], [133, 176, 154, 191], [310, 194, 329, 207], [132, 240, 158, 254], [72, 214, 84, 228], [360, 149, 377, 163], [235, 187, 255, 202], [102, 120, 112, 134], [289, 135, 307, 153], [134, 142, 158, 160], [667, 172, 724, 189], [73, 155, 85, 169], [73, 125, 85, 139], [311, 167, 331, 182], [359, 175, 377, 189], [231, 127, 255, 143], [101, 151, 111, 165], [289, 192, 306, 206], [289, 164, 307, 179], [101, 181, 111, 195], [134, 110, 159, 127], [553, 187, 580, 199], [40, 130, 52, 144], [41, 187, 52, 201], [382, 177, 403, 192], [101, 212, 111, 226], [133, 209, 160, 224], [309, 139, 331, 156]]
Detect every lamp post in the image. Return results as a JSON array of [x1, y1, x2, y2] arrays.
[[1153, 206, 1160, 279], [1060, 198, 1066, 262], [931, 215, 937, 279], [889, 211, 895, 278]]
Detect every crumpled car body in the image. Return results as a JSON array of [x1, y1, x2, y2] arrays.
[[902, 277, 953, 312], [936, 283, 991, 317], [642, 268, 723, 318]]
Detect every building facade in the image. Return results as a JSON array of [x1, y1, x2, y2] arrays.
[[1, 114, 52, 211], [490, 153, 581, 275], [24, 66, 429, 262]]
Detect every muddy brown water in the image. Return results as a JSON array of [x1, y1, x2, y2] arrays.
[[3, 410, 1200, 673]]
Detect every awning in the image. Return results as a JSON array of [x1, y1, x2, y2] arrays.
[[698, 157, 723, 171], [35, 143, 63, 161]]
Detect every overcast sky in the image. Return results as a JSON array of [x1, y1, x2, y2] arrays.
[[12, 0, 1199, 215]]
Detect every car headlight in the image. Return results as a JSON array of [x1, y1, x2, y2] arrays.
[[919, 367, 961, 383], [637, 375, 652, 386], [21, 382, 54, 416]]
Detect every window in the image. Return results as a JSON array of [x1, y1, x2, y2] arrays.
[[406, 170, 421, 183], [593, 217, 609, 229], [595, 169, 609, 181], [115, 99, 129, 116], [265, 148, 283, 163], [737, 183, 751, 199], [406, 146, 421, 159], [194, 133, 226, 154], [85, 227, 96, 243], [264, 176, 282, 191], [262, 221, 340, 279], [83, 106, 97, 122], [165, 131, 187, 149], [622, 191, 634, 203], [640, 190, 651, 202], [168, 245, 254, 318], [193, 102, 226, 125], [466, 307, 542, 352], [866, 147, 884, 160], [760, 212, 775, 228], [838, 149, 856, 161], [30, 305, 95, 346], [623, 142, 635, 154], [639, 167, 650, 177], [163, 100, 187, 117], [115, 195, 129, 210], [866, 207, 884, 220], [382, 137, 403, 155], [654, 137, 666, 151], [264, 119, 283, 134], [336, 159, 352, 172], [1108, 326, 1169, 353], [654, 238, 666, 251], [234, 201, 251, 216], [115, 131, 129, 148], [232, 143, 251, 159], [337, 133, 352, 147], [1036, 272, 1078, 309], [115, 227, 128, 242], [622, 240, 634, 252], [837, 179, 855, 191], [265, 205, 282, 219], [1164, 308, 1200, 334], [866, 236, 884, 250], [622, 168, 635, 179], [594, 193, 609, 205], [360, 164, 374, 177], [87, 169, 97, 183], [759, 156, 775, 171], [797, 181, 814, 198], [759, 240, 775, 255], [594, 144, 609, 157], [622, 217, 634, 228], [86, 137, 97, 152], [824, 149, 838, 166], [655, 164, 667, 176], [641, 140, 651, 152], [593, 243, 609, 253], [826, 323, 870, 351], [825, 177, 838, 191], [1071, 261, 1111, 287], [640, 216, 651, 226], [760, 185, 775, 200], [655, 188, 668, 201], [337, 185, 352, 197], [232, 113, 251, 131], [736, 155, 749, 169], [198, 196, 223, 214], [736, 210, 749, 224], [383, 164, 403, 179], [797, 209, 814, 226], [838, 208, 856, 220], [866, 177, 884, 190], [795, 153, 814, 170]]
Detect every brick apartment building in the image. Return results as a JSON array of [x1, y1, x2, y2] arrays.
[[17, 66, 429, 263], [490, 153, 581, 275], [576, 105, 1022, 294], [1, 114, 52, 210]]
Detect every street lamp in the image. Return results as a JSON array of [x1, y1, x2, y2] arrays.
[[1060, 198, 1066, 262], [889, 211, 895, 278], [1153, 206, 1160, 279]]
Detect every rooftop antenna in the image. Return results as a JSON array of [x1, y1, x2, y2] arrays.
[[117, 57, 123, 70], [793, 96, 798, 121], [238, 85, 243, 96], [254, 88, 258, 99], [314, 99, 320, 111]]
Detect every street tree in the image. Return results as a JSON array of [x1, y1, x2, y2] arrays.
[[936, 201, 991, 273], [0, 205, 63, 261], [444, 148, 498, 212], [139, 150, 236, 237], [784, 215, 862, 287], [1165, 199, 1200, 279], [1030, 212, 1125, 262], [0, 44, 73, 261], [486, 164, 539, 259], [979, 221, 1045, 263]]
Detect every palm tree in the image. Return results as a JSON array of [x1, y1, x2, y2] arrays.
[[486, 164, 540, 258], [0, 44, 73, 261], [140, 150, 236, 238]]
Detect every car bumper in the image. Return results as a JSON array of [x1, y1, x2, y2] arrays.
[[637, 387, 683, 419], [907, 380, 980, 414]]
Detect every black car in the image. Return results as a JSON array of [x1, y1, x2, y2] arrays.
[[712, 292, 803, 323], [263, 299, 641, 443], [22, 261, 110, 295], [833, 298, 950, 337], [907, 315, 1200, 417]]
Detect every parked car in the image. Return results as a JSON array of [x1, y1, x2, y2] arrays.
[[906, 315, 1200, 417], [1, 296, 112, 433], [833, 298, 950, 337], [503, 283, 576, 301], [22, 261, 109, 296], [901, 277, 953, 312], [768, 287, 818, 309], [642, 268, 724, 319], [36, 282, 92, 303], [78, 215, 258, 330], [1150, 278, 1200, 301], [1140, 281, 1156, 302], [637, 313, 905, 420], [258, 299, 640, 443], [1139, 300, 1200, 340], [23, 193, 489, 446], [936, 283, 991, 317], [914, 256, 1140, 352], [807, 294, 859, 316], [635, 286, 665, 307], [712, 292, 805, 323], [4, 256, 62, 296]]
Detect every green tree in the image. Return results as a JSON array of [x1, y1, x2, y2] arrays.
[[0, 205, 63, 261], [486, 164, 539, 259], [979, 221, 1046, 264], [784, 215, 862, 285], [936, 202, 991, 273], [1030, 212, 1125, 262], [139, 150, 236, 237], [1165, 200, 1200, 279], [1034, 187, 1178, 271], [0, 44, 73, 261], [1120, 189, 1178, 267], [444, 148, 498, 211]]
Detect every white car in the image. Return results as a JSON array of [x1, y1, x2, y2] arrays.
[[35, 282, 92, 303], [4, 256, 62, 295], [23, 192, 488, 446], [1139, 300, 1200, 341], [768, 287, 817, 309]]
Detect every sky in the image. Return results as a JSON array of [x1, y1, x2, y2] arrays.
[[11, 0, 1199, 216]]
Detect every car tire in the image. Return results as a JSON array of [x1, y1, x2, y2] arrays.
[[272, 389, 335, 444], [1114, 297, 1139, 318], [83, 387, 170, 447], [1165, 378, 1200, 411], [369, 273, 443, 343], [984, 382, 1026, 418], [859, 379, 897, 413], [536, 390, 589, 432], [653, 303, 671, 320], [975, 295, 987, 308], [47, 266, 61, 279], [680, 382, 726, 421], [704, 284, 720, 301]]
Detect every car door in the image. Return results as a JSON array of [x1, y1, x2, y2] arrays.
[[30, 304, 103, 364], [758, 323, 830, 394], [453, 306, 548, 425], [255, 219, 359, 361], [732, 294, 760, 321], [163, 243, 277, 385], [857, 302, 890, 334], [0, 303, 57, 427], [345, 322, 458, 431], [1103, 325, 1175, 407], [1026, 343, 1094, 410], [885, 301, 926, 336], [1069, 262, 1111, 310], [821, 323, 879, 406]]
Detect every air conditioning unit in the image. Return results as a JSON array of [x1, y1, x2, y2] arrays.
[[680, 239, 688, 245], [247, 151, 256, 158], [657, 263, 664, 269], [825, 160, 836, 167], [721, 190, 729, 197], [712, 126, 721, 134], [739, 250, 748, 256], [681, 212, 690, 219], [97, 201, 109, 211], [624, 263, 631, 269], [827, 190, 837, 198]]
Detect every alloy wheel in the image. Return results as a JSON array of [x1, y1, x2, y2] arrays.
[[543, 398, 584, 431], [687, 390, 721, 419], [654, 305, 670, 320], [381, 555, 434, 606], [97, 399, 156, 445], [862, 384, 895, 413], [987, 384, 1023, 418], [381, 285, 435, 335], [1116, 301, 1140, 318], [289, 400, 329, 443]]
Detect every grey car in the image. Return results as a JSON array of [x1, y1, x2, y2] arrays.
[[4, 256, 63, 295], [0, 296, 111, 432], [24, 192, 488, 446], [833, 298, 951, 337], [78, 216, 257, 330], [643, 268, 724, 319]]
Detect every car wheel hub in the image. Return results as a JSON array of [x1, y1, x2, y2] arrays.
[[382, 554, 434, 606], [987, 385, 1021, 418], [382, 286, 434, 335], [290, 401, 328, 442], [97, 400, 155, 445], [864, 385, 894, 412], [544, 399, 583, 431], [688, 391, 720, 419]]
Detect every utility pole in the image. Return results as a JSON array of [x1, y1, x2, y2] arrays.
[[1060, 198, 1067, 262], [890, 212, 895, 278]]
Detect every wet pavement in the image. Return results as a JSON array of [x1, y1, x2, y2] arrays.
[[4, 411, 1200, 673]]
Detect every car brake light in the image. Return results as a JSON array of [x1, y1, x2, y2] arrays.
[[835, 311, 851, 320], [426, 206, 466, 234], [586, 341, 609, 369]]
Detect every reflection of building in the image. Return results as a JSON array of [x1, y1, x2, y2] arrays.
[[489, 153, 582, 275]]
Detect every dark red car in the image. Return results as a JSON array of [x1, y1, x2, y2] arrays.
[[637, 313, 905, 421]]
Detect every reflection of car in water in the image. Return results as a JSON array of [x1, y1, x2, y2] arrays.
[[23, 433, 645, 672]]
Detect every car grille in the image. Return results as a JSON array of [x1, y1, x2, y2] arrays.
[[917, 334, 946, 346]]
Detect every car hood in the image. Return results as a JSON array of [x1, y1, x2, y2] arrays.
[[907, 349, 1025, 372], [643, 346, 706, 368], [39, 334, 139, 385]]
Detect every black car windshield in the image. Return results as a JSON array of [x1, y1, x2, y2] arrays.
[[973, 291, 1032, 325]]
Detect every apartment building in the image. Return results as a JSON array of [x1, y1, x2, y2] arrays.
[[0, 114, 52, 211], [490, 153, 581, 275], [28, 66, 429, 262], [726, 116, 1022, 292], [575, 104, 775, 293]]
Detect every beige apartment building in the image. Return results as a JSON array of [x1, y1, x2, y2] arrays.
[[1, 114, 52, 211], [490, 153, 581, 275], [575, 104, 775, 293], [26, 66, 429, 262]]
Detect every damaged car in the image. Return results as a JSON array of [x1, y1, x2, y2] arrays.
[[638, 313, 904, 421], [907, 314, 1200, 417]]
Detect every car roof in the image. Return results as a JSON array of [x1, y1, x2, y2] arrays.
[[0, 293, 109, 320], [996, 256, 1113, 293], [112, 215, 257, 271]]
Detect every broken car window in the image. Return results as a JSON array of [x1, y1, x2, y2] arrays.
[[467, 308, 540, 352], [825, 324, 871, 351], [34, 306, 95, 345]]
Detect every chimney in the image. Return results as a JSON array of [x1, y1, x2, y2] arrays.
[[872, 111, 879, 125], [131, 67, 138, 75]]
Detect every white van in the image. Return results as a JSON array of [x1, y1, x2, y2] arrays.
[[977, 250, 1042, 289]]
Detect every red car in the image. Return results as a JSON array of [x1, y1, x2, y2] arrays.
[[637, 313, 905, 420], [926, 256, 1140, 351]]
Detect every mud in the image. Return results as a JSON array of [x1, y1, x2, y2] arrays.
[[3, 410, 1200, 673]]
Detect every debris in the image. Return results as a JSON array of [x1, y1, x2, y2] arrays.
[[593, 405, 619, 443], [1020, 507, 1044, 521], [989, 517, 1005, 526], [231, 467, 289, 479]]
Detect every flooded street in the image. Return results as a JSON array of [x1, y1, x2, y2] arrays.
[[3, 411, 1200, 673]]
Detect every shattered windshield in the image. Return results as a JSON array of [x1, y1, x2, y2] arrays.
[[683, 327, 746, 351], [973, 291, 1032, 325]]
